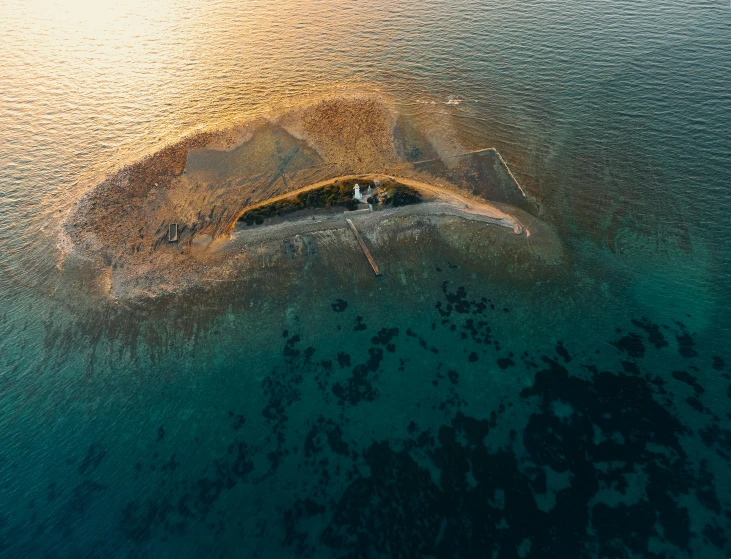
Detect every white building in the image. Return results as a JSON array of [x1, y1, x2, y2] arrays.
[[354, 183, 362, 202]]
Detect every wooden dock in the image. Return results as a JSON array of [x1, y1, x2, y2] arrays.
[[346, 218, 382, 276]]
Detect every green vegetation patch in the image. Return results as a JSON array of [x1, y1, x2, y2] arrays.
[[238, 178, 423, 227], [381, 181, 422, 207], [239, 181, 363, 226]]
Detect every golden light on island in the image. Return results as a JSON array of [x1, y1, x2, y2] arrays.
[[61, 94, 548, 299]]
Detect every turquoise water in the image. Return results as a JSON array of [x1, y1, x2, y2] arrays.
[[1, 1, 730, 557]]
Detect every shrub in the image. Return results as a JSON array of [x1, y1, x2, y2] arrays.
[[385, 184, 421, 207], [239, 181, 361, 225]]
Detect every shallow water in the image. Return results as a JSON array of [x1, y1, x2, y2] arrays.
[[1, 1, 730, 557]]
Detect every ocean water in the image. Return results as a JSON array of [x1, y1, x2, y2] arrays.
[[1, 1, 731, 557]]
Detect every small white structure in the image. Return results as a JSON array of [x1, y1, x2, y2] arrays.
[[353, 183, 362, 202]]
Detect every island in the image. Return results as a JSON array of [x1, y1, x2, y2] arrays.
[[60, 93, 559, 299]]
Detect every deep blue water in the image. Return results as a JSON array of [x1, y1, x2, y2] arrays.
[[0, 1, 730, 557]]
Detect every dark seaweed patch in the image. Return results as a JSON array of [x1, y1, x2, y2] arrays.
[[337, 352, 351, 368], [371, 327, 399, 346], [331, 299, 348, 313], [695, 460, 721, 514], [60, 480, 107, 534], [120, 500, 157, 543], [320, 440, 442, 556], [462, 318, 493, 345], [311, 345, 702, 557], [283, 334, 301, 358], [263, 337, 305, 425], [200, 446, 253, 512], [672, 370, 704, 394], [304, 417, 350, 458], [78, 442, 106, 476], [497, 357, 514, 369], [699, 423, 731, 459], [31, 289, 729, 559], [47, 482, 58, 502], [120, 440, 253, 544], [621, 360, 640, 375], [444, 284, 471, 314], [283, 498, 326, 555], [610, 333, 645, 358], [686, 396, 708, 414], [228, 412, 246, 430], [675, 329, 698, 358], [702, 523, 728, 549], [631, 318, 668, 349], [332, 348, 384, 406], [555, 341, 572, 363]]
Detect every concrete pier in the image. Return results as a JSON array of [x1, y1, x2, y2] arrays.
[[346, 218, 382, 276]]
